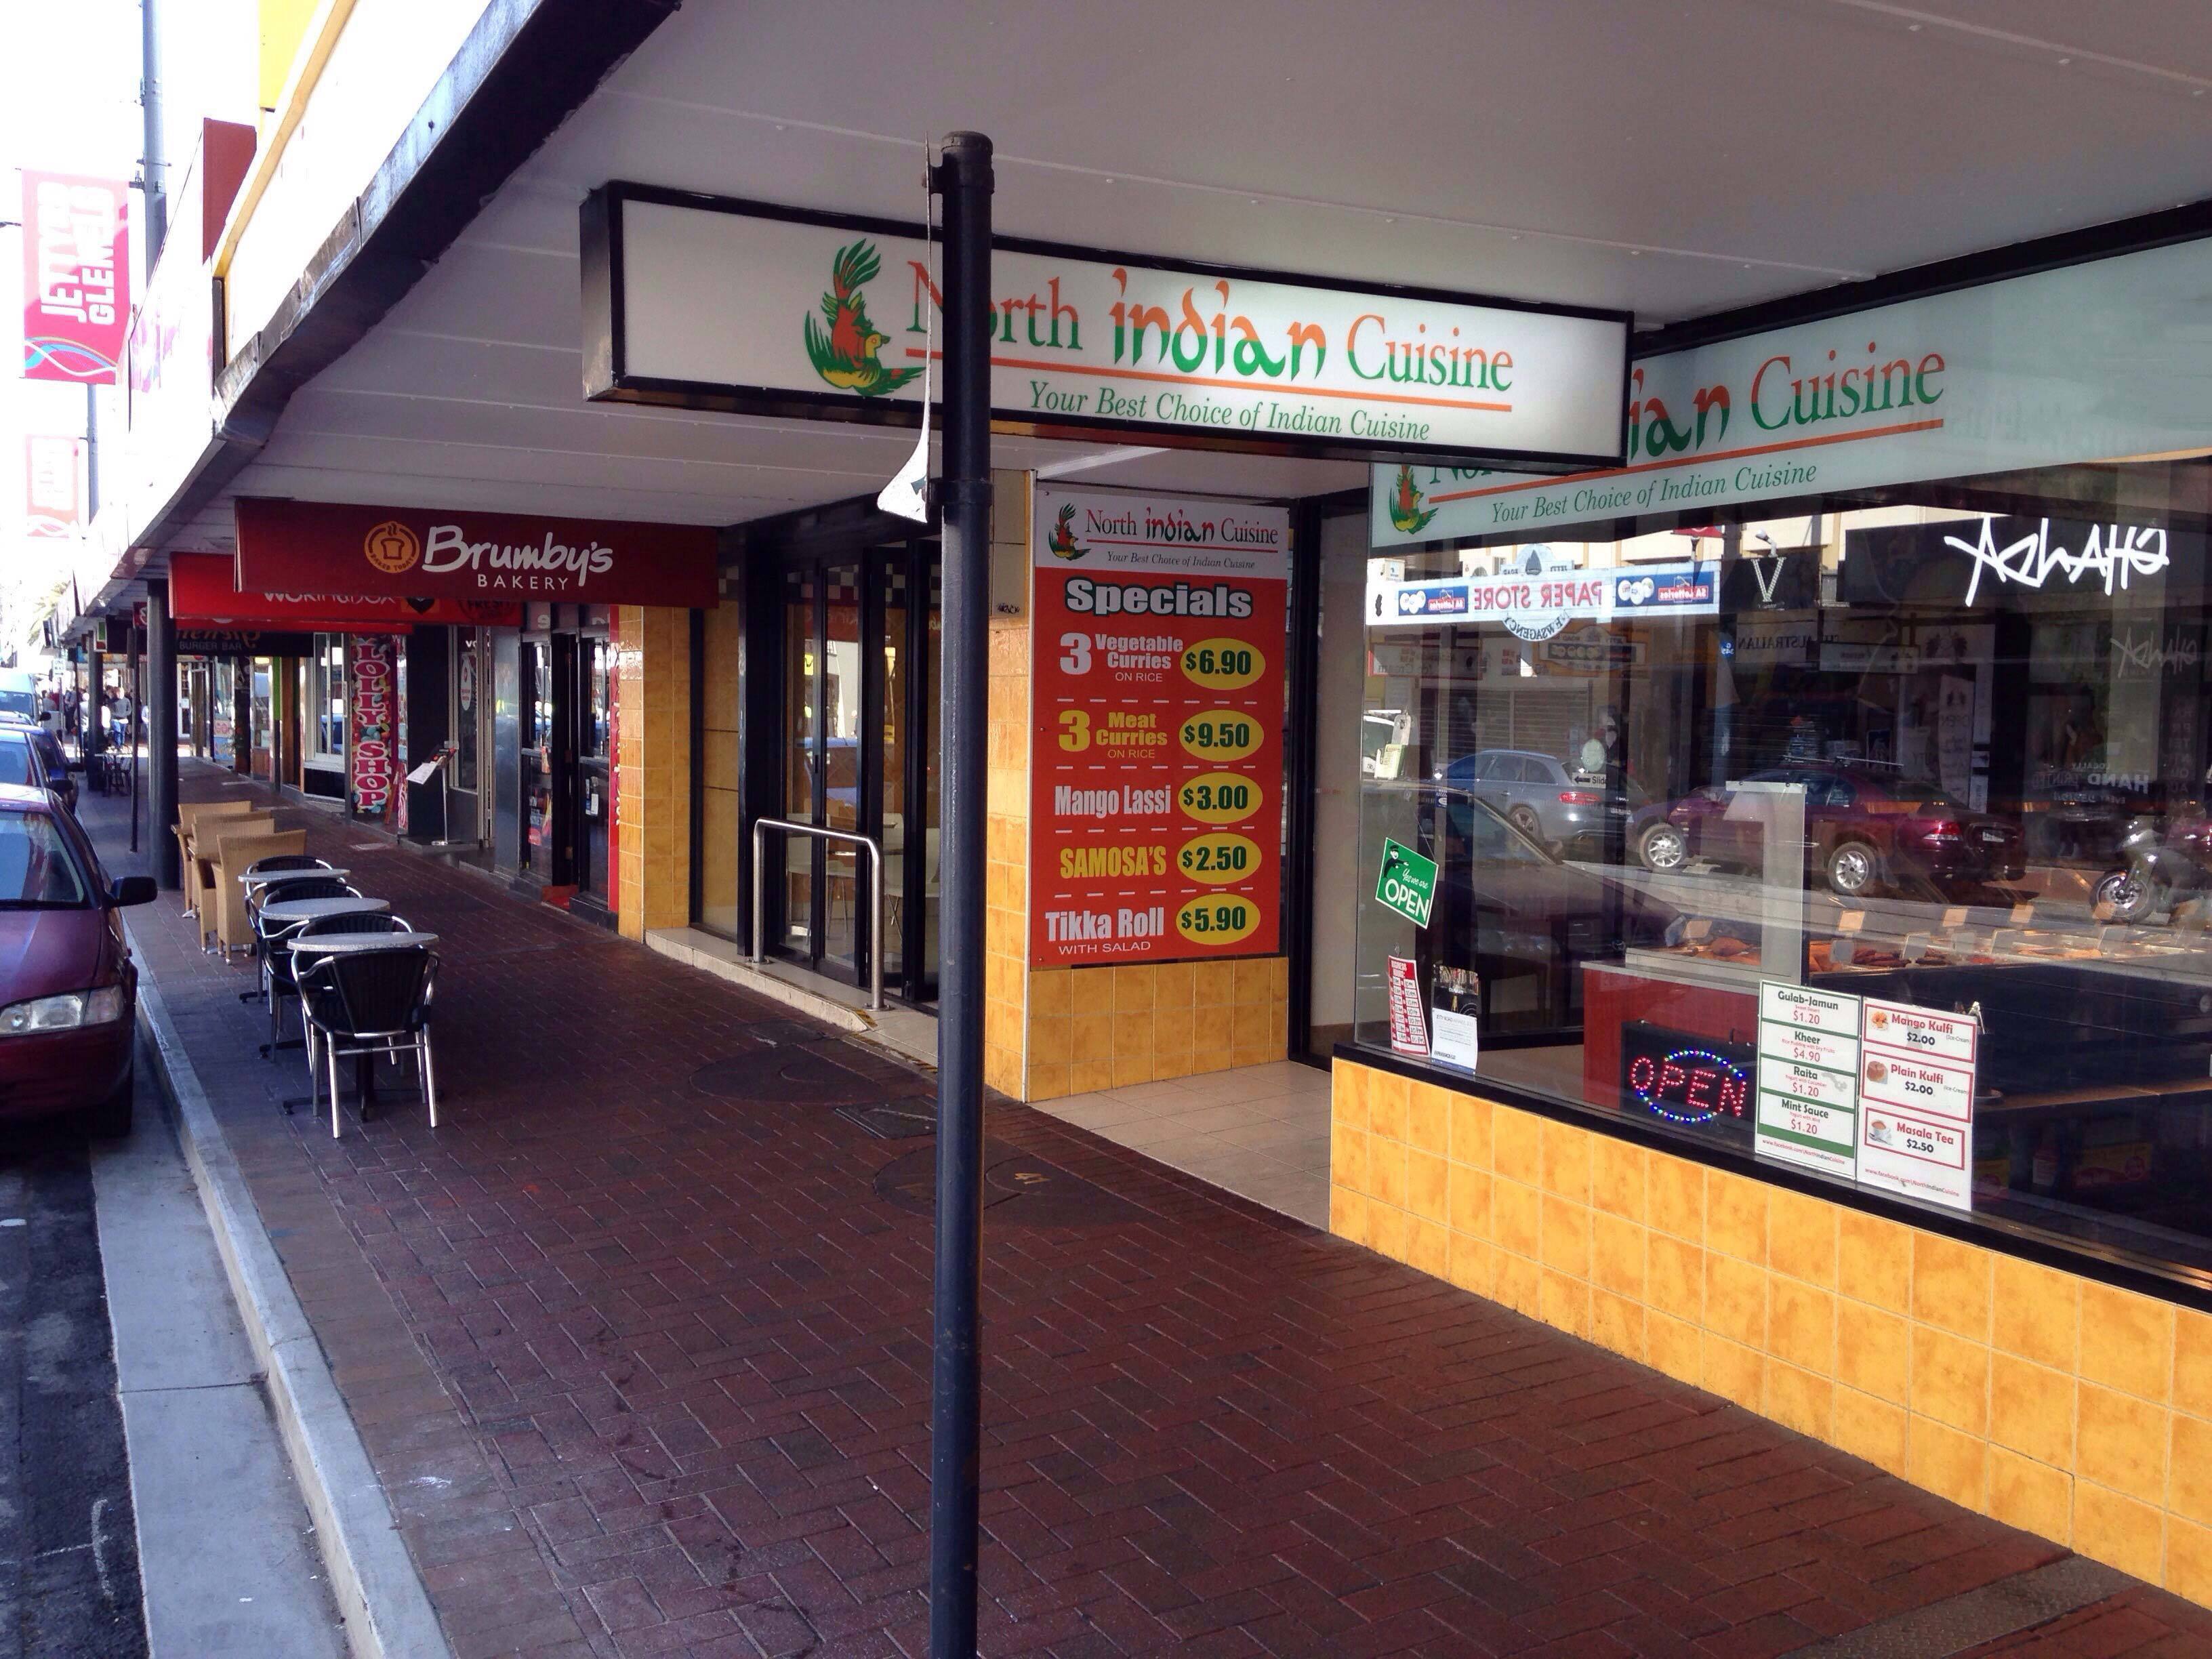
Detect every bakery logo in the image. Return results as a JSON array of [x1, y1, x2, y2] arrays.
[[363, 520, 422, 574]]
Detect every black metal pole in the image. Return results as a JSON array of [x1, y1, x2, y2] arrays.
[[128, 620, 142, 854], [148, 581, 179, 885], [928, 129, 991, 1659]]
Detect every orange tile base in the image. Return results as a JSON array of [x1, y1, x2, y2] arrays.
[[1330, 1057, 2212, 1606]]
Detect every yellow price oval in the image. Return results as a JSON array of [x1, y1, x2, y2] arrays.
[[1177, 831, 1263, 886], [1178, 771, 1263, 825], [1176, 895, 1261, 945], [1178, 710, 1263, 761], [1181, 638, 1265, 691]]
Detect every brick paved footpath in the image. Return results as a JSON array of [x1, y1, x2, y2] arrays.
[[91, 760, 2212, 1659]]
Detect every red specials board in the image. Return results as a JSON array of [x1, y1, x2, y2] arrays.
[[1029, 487, 1288, 966], [234, 498, 718, 608]]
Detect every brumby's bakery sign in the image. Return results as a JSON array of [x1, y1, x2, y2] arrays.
[[234, 499, 719, 609]]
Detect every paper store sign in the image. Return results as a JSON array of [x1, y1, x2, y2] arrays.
[[1756, 983, 1862, 1177], [1366, 560, 1718, 633], [1856, 998, 1978, 1210], [1028, 487, 1286, 967]]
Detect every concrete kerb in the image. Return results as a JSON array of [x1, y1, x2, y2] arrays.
[[127, 920, 455, 1659]]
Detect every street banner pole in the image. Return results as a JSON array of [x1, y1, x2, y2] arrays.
[[928, 128, 992, 1659]]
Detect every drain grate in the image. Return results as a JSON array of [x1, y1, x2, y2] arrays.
[[689, 1047, 884, 1104], [743, 1018, 840, 1046], [872, 1141, 1141, 1226], [836, 1102, 938, 1139]]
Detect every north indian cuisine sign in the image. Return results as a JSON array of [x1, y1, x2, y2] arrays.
[[1372, 232, 2212, 546], [233, 499, 718, 609], [581, 184, 1630, 470], [1029, 488, 1288, 968]]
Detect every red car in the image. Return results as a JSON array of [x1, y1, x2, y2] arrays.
[[1632, 764, 2025, 898], [0, 784, 157, 1134]]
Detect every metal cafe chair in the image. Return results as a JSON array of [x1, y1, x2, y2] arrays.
[[293, 913, 416, 1081], [261, 905, 413, 1062], [295, 943, 440, 1139], [244, 874, 360, 1024]]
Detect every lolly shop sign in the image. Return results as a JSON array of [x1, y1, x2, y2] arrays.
[[1029, 487, 1287, 967]]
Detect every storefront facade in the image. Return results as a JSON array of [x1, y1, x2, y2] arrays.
[[1319, 228, 2212, 1588], [60, 0, 2212, 1607]]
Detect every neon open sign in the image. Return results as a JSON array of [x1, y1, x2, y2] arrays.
[[1622, 1023, 1754, 1128]]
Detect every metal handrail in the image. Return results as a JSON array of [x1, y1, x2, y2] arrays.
[[750, 818, 886, 1010]]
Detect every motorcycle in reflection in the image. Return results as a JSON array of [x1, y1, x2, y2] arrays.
[[2092, 814, 2212, 924]]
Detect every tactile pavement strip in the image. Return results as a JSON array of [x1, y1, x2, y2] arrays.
[[1781, 1555, 2129, 1656]]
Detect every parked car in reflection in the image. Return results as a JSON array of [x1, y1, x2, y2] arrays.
[[0, 721, 77, 816], [1435, 748, 1640, 856], [1630, 764, 2025, 897], [0, 784, 157, 1135], [1420, 792, 1679, 1038]]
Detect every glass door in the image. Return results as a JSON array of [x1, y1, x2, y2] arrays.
[[449, 628, 483, 842], [576, 630, 613, 900], [764, 539, 941, 1001], [521, 638, 553, 876]]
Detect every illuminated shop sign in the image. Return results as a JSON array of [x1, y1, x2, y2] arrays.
[[1372, 233, 2212, 546], [1620, 1023, 1755, 1132], [582, 184, 1629, 469]]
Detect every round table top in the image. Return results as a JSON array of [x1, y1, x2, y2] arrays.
[[287, 930, 436, 954], [258, 895, 389, 922], [239, 867, 348, 886]]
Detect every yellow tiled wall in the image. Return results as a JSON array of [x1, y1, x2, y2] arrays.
[[1022, 958, 1290, 1101], [1330, 1057, 2212, 1603], [984, 472, 1034, 1099], [615, 606, 692, 939], [697, 599, 741, 938]]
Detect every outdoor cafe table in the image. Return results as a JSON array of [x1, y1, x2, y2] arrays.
[[239, 867, 350, 888], [285, 930, 437, 955], [257, 895, 389, 926]]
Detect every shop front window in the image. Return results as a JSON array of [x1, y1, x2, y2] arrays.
[[308, 635, 346, 766], [1355, 462, 2212, 1279]]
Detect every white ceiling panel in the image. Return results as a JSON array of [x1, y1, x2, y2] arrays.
[[175, 0, 2212, 560]]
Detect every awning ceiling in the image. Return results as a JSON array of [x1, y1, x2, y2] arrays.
[[147, 0, 2212, 564]]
